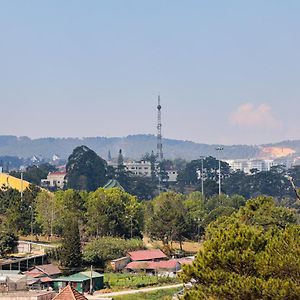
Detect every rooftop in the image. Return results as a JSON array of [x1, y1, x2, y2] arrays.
[[55, 271, 103, 283], [53, 284, 87, 300], [126, 259, 180, 270], [103, 179, 124, 190], [128, 249, 167, 261], [49, 171, 67, 176], [35, 263, 62, 276]]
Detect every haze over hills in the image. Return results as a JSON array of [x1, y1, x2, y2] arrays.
[[0, 135, 299, 162]]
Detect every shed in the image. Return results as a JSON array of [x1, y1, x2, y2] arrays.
[[110, 256, 130, 271], [53, 271, 103, 293]]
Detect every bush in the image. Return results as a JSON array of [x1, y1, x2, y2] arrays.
[[0, 231, 18, 257], [83, 237, 144, 268]]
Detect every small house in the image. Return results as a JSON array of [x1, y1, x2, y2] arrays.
[[23, 263, 62, 289], [125, 260, 181, 276], [53, 271, 103, 293]]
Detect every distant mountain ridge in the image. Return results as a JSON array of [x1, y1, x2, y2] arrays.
[[0, 135, 299, 161]]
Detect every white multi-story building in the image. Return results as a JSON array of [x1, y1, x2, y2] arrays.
[[225, 159, 274, 174], [108, 160, 178, 182], [125, 160, 152, 176], [41, 171, 67, 189]]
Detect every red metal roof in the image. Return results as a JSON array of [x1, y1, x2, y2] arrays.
[[128, 249, 167, 261], [126, 259, 180, 271], [23, 268, 44, 278], [177, 258, 194, 265], [40, 276, 54, 283], [35, 264, 62, 276], [53, 285, 87, 300], [49, 171, 66, 176]]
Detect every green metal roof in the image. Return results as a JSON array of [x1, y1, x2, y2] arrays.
[[103, 179, 124, 190], [80, 271, 103, 279], [54, 271, 103, 282]]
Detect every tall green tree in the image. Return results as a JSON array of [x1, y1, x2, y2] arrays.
[[66, 145, 107, 191], [180, 197, 299, 299], [60, 218, 82, 269], [86, 188, 143, 238], [35, 191, 60, 238], [2, 185, 39, 235], [177, 156, 230, 194], [55, 189, 85, 233], [146, 192, 192, 247]]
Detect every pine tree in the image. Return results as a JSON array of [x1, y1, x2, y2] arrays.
[[108, 150, 112, 161], [150, 151, 157, 182], [60, 218, 82, 269], [117, 149, 124, 168]]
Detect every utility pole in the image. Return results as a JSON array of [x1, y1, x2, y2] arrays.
[[156, 95, 163, 161], [130, 216, 133, 239], [20, 171, 24, 201], [200, 156, 205, 196], [28, 205, 33, 253], [156, 95, 163, 193], [89, 265, 93, 295], [215, 147, 224, 195]]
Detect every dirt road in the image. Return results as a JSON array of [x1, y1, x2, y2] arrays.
[[87, 283, 183, 299]]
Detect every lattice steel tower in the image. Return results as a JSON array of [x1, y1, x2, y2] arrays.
[[156, 95, 163, 162]]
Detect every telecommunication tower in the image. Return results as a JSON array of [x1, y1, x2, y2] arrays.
[[156, 95, 163, 162]]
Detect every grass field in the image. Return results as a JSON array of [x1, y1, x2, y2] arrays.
[[104, 273, 179, 291], [112, 287, 182, 300], [144, 236, 203, 254]]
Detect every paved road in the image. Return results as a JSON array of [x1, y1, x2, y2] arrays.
[[87, 283, 183, 299]]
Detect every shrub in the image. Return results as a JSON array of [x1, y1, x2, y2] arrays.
[[83, 237, 144, 268]]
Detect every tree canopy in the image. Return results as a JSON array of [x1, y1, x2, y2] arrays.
[[66, 145, 107, 191], [180, 197, 300, 299]]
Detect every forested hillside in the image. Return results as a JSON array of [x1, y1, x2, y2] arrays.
[[0, 135, 264, 160]]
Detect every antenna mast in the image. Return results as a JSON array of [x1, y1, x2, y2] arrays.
[[157, 95, 163, 162]]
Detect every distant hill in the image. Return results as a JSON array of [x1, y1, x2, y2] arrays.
[[0, 135, 299, 161]]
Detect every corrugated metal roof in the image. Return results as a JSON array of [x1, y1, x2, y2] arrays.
[[55, 271, 103, 282], [79, 271, 103, 279], [128, 249, 167, 261], [126, 259, 180, 271], [35, 264, 62, 276], [103, 179, 124, 190]]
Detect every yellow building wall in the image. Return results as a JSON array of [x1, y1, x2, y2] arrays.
[[0, 173, 30, 191]]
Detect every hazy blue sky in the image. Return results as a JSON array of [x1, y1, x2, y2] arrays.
[[1, 1, 300, 145]]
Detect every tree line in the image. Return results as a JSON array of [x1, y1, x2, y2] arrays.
[[8, 145, 300, 204]]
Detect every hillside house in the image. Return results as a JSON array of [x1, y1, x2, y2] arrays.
[[127, 249, 167, 262], [41, 172, 66, 189]]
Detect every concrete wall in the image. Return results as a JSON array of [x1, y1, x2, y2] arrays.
[[0, 291, 56, 300], [110, 256, 131, 271]]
